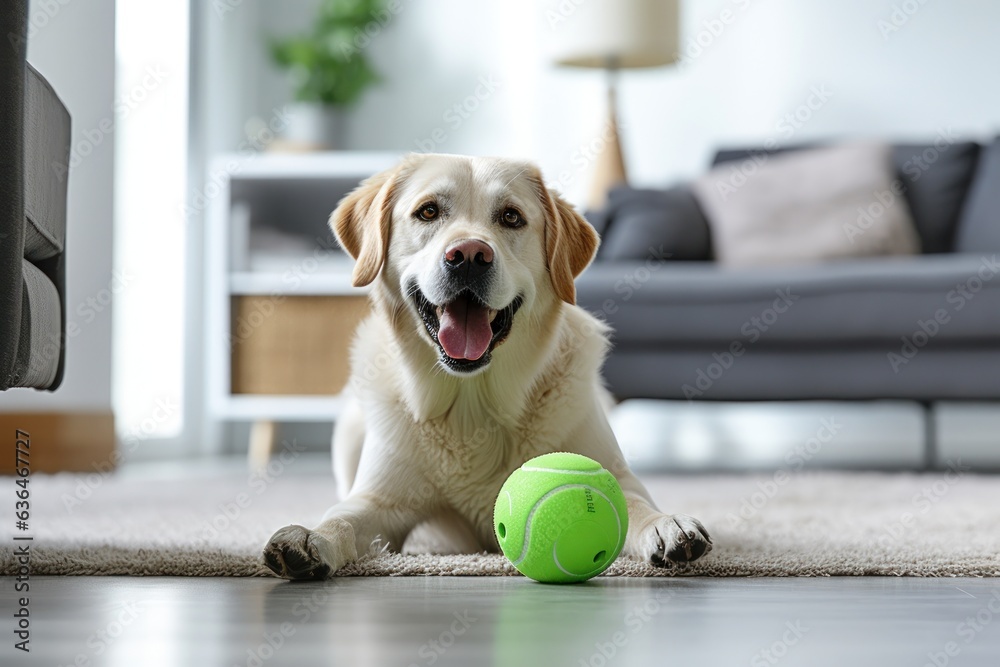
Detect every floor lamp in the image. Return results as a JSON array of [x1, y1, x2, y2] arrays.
[[552, 0, 680, 210]]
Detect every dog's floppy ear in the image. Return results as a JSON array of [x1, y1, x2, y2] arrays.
[[534, 173, 600, 304], [330, 166, 400, 287]]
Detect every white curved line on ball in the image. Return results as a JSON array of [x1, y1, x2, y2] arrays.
[[504, 489, 513, 515], [551, 486, 622, 578], [521, 466, 606, 476], [511, 484, 622, 571]]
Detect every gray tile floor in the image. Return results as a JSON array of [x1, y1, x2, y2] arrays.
[[3, 576, 999, 666]]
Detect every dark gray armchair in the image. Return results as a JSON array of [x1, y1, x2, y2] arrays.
[[1, 0, 71, 391]]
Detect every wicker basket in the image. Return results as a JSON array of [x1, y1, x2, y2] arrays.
[[231, 295, 369, 395]]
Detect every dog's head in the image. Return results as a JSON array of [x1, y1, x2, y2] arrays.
[[331, 154, 598, 376]]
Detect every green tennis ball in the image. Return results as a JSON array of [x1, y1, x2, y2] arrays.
[[493, 452, 628, 584]]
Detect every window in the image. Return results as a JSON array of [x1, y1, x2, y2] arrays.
[[112, 1, 190, 447]]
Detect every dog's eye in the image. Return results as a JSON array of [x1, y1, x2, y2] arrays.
[[501, 208, 524, 228], [416, 203, 439, 222]]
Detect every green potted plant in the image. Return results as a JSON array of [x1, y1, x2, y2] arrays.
[[270, 0, 382, 150]]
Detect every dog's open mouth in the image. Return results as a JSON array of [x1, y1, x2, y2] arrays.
[[413, 289, 522, 373]]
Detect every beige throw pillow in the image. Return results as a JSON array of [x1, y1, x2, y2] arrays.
[[692, 142, 922, 267]]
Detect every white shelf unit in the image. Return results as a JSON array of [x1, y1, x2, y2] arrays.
[[203, 151, 399, 451]]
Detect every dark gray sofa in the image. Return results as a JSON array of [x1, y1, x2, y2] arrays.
[[1, 0, 71, 391], [578, 139, 1000, 401]]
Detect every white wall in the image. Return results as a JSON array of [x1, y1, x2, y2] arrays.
[[210, 0, 1000, 206], [2, 0, 116, 411]]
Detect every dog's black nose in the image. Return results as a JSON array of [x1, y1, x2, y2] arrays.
[[443, 239, 494, 282]]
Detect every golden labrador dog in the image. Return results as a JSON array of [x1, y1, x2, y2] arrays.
[[263, 154, 711, 579]]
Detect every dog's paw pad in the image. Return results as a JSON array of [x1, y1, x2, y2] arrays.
[[262, 524, 332, 580], [647, 514, 712, 567]]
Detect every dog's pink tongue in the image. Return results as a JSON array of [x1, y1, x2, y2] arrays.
[[438, 297, 492, 361]]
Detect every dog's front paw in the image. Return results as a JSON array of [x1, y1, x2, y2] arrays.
[[642, 514, 712, 567], [263, 524, 334, 580]]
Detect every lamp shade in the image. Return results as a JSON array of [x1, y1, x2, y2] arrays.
[[550, 0, 680, 69]]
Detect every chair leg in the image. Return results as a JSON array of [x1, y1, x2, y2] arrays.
[[248, 419, 276, 471]]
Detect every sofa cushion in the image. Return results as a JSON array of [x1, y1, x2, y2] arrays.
[[713, 138, 982, 254], [600, 347, 1000, 401], [18, 260, 61, 388], [891, 141, 982, 253], [955, 136, 1000, 253], [694, 143, 921, 267], [583, 207, 611, 237], [576, 253, 1000, 347], [596, 185, 711, 261], [24, 63, 71, 261]]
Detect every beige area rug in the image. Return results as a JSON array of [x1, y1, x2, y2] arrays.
[[2, 467, 998, 577]]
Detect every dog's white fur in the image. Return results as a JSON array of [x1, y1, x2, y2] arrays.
[[263, 154, 711, 579]]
